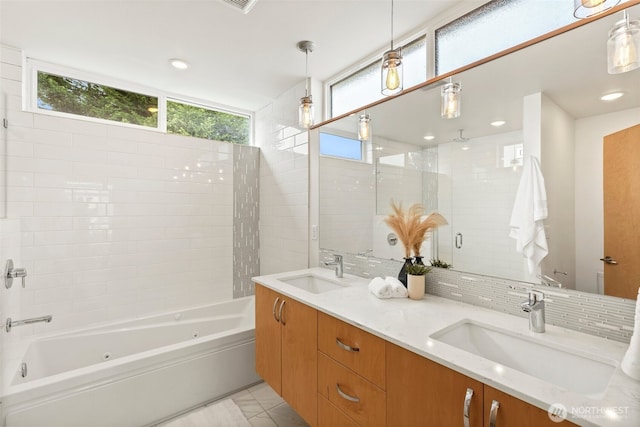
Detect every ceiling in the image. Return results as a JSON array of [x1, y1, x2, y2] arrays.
[[0, 0, 474, 113]]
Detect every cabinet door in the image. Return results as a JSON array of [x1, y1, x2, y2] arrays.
[[281, 296, 318, 426], [386, 342, 483, 427], [255, 284, 282, 394], [484, 385, 578, 427]]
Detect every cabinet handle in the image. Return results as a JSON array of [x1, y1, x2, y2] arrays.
[[278, 300, 286, 325], [336, 338, 360, 352], [272, 297, 280, 322], [335, 384, 360, 403], [463, 388, 473, 427], [489, 400, 500, 427]]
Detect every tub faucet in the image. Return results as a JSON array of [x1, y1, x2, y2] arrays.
[[324, 254, 343, 278], [520, 289, 545, 333], [6, 315, 53, 333]]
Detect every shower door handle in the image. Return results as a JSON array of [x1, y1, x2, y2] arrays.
[[455, 233, 463, 249]]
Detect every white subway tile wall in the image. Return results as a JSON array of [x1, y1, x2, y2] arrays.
[[0, 45, 254, 342], [256, 81, 311, 275]]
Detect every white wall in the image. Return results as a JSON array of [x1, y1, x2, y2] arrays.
[[0, 45, 236, 342], [574, 107, 640, 294], [256, 79, 316, 274], [540, 94, 575, 289]]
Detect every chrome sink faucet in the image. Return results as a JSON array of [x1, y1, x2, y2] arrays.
[[520, 289, 545, 333], [323, 254, 343, 278]]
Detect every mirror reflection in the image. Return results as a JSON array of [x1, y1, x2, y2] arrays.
[[317, 4, 640, 299]]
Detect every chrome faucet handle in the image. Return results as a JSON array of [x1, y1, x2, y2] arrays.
[[5, 259, 27, 289]]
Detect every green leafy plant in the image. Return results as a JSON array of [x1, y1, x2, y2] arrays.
[[406, 263, 432, 276], [429, 259, 453, 269]]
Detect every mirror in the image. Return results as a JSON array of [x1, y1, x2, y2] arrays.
[[316, 4, 640, 297]]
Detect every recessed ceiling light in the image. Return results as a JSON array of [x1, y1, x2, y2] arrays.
[[423, 135, 435, 141], [169, 58, 190, 70], [490, 120, 506, 127], [600, 92, 624, 101]]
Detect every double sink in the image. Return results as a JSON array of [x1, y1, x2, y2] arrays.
[[276, 271, 617, 400]]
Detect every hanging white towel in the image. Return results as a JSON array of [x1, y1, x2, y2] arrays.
[[509, 156, 548, 274]]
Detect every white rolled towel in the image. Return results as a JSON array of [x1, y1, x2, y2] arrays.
[[368, 277, 393, 299], [385, 276, 408, 298], [621, 287, 640, 381]]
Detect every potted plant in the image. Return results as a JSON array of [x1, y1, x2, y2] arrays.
[[405, 263, 432, 300]]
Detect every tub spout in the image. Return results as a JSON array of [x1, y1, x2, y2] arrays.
[[6, 315, 53, 333]]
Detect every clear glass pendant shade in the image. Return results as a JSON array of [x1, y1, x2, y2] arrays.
[[607, 13, 640, 74], [298, 95, 314, 128], [573, 0, 620, 19], [441, 81, 462, 119], [381, 48, 403, 96], [358, 114, 371, 143]]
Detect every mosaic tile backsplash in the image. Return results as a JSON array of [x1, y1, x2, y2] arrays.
[[319, 249, 636, 343]]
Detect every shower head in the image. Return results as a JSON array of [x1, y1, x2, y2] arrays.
[[453, 129, 469, 142]]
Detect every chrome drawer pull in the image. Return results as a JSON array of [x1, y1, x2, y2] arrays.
[[336, 338, 360, 352], [463, 388, 473, 427], [278, 300, 286, 325], [489, 400, 500, 427], [336, 384, 360, 403], [272, 297, 280, 322]]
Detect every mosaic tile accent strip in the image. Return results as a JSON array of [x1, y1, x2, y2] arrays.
[[233, 145, 260, 298], [319, 249, 636, 343]]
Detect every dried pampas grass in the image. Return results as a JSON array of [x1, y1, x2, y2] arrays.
[[383, 201, 448, 258]]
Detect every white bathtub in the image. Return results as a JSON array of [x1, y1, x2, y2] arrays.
[[1, 296, 260, 427]]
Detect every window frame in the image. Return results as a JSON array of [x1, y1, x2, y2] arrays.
[[25, 58, 254, 144], [318, 130, 367, 163]]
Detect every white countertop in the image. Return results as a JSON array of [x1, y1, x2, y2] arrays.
[[253, 267, 640, 427]]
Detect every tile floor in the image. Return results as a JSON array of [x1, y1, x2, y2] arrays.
[[159, 382, 309, 427]]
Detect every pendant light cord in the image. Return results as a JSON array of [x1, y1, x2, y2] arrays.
[[390, 0, 394, 50], [305, 48, 309, 97]]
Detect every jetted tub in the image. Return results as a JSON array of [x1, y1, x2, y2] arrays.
[[1, 296, 260, 427]]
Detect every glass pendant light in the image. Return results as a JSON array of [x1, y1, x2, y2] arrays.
[[297, 40, 315, 128], [381, 0, 403, 96], [358, 113, 371, 143], [573, 0, 620, 19], [607, 11, 640, 74], [441, 78, 462, 119]]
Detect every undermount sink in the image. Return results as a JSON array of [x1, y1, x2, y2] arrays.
[[430, 320, 617, 399], [279, 273, 347, 294]]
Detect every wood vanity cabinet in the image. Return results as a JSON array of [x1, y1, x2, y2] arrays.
[[387, 342, 578, 427], [484, 385, 577, 427], [317, 312, 386, 427], [255, 284, 317, 426], [386, 341, 484, 427]]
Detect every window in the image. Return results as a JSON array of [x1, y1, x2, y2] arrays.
[[30, 61, 252, 145], [37, 71, 158, 128], [167, 100, 250, 145], [319, 132, 362, 161], [330, 35, 427, 118], [435, 0, 576, 75]]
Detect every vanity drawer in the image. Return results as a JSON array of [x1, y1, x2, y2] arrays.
[[318, 394, 360, 427], [318, 311, 386, 389], [318, 352, 385, 427]]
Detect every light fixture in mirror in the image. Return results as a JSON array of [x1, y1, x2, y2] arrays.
[[382, 0, 403, 95], [441, 80, 462, 119], [574, 0, 620, 18], [607, 11, 640, 74], [358, 113, 372, 143]]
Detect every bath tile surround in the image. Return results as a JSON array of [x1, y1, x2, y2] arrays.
[[319, 249, 636, 343], [0, 44, 260, 339]]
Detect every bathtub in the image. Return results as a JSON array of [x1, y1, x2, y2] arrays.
[[1, 296, 260, 427]]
